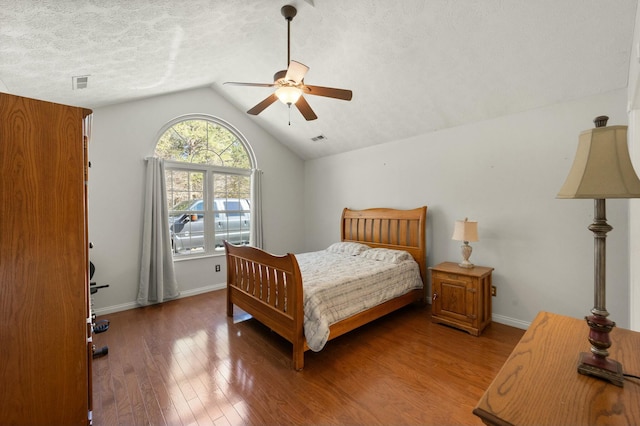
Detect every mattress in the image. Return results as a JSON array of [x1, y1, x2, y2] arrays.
[[295, 245, 423, 351]]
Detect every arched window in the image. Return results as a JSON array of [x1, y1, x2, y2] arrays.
[[155, 115, 256, 257]]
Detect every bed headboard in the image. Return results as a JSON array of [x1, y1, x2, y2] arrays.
[[341, 206, 428, 285]]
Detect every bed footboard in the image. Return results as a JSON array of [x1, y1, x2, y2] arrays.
[[224, 241, 306, 370]]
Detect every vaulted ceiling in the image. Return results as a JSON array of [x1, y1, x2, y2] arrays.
[[0, 1, 637, 160]]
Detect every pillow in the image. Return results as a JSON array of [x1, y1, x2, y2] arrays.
[[358, 248, 413, 264], [326, 242, 371, 256]]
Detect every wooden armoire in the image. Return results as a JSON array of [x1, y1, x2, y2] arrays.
[[0, 93, 93, 425]]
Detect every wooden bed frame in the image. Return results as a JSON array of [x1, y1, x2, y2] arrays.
[[225, 206, 427, 370]]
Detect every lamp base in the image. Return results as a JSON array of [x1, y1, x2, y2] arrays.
[[577, 352, 624, 387], [458, 260, 474, 269], [459, 243, 474, 268]]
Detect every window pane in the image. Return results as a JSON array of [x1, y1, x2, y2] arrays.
[[166, 169, 205, 255], [156, 120, 250, 169], [170, 216, 205, 255], [165, 169, 204, 210], [213, 174, 250, 200], [224, 200, 243, 216], [211, 174, 250, 249], [211, 196, 250, 250]]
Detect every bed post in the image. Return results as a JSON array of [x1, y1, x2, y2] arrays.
[[224, 241, 234, 317], [291, 257, 305, 371], [293, 345, 304, 370]]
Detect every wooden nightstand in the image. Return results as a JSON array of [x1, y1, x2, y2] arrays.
[[429, 262, 493, 336]]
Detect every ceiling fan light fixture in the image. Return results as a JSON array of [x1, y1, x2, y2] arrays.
[[224, 4, 352, 121], [275, 86, 302, 105]]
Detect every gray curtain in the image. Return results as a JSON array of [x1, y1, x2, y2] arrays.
[[250, 169, 264, 248], [137, 157, 179, 306]]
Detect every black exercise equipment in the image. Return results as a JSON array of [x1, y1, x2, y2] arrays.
[[90, 259, 110, 359]]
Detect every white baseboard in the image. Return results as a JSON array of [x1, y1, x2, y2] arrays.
[[179, 282, 226, 298], [492, 313, 530, 330], [425, 300, 530, 330], [92, 282, 226, 316], [94, 284, 532, 331], [93, 300, 138, 316]]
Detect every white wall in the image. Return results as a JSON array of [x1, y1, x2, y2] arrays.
[[629, 110, 639, 332], [89, 85, 634, 329], [304, 89, 631, 329], [626, 4, 640, 332], [88, 87, 305, 313]]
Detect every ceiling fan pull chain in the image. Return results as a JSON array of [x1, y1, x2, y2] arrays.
[[288, 104, 292, 126]]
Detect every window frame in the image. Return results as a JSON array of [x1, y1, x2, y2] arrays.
[[156, 114, 256, 260]]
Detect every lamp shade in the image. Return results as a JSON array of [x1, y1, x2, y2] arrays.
[[557, 123, 640, 199], [452, 218, 478, 242], [275, 86, 302, 105]]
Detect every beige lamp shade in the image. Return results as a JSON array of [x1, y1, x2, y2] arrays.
[[557, 125, 640, 199], [452, 218, 478, 242]]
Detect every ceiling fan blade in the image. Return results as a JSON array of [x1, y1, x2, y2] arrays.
[[284, 60, 309, 84], [224, 81, 275, 88], [247, 93, 278, 115], [303, 85, 353, 101], [295, 95, 318, 121]]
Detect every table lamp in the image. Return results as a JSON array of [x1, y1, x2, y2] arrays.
[[557, 115, 640, 387], [452, 218, 479, 268]]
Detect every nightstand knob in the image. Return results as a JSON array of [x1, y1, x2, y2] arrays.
[[432, 293, 438, 301]]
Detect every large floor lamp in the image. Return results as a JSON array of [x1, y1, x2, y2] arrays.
[[557, 116, 640, 387]]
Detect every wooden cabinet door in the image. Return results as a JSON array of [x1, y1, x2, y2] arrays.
[[0, 93, 92, 425], [433, 273, 476, 326]]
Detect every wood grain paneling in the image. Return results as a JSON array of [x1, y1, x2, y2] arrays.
[[0, 93, 92, 425]]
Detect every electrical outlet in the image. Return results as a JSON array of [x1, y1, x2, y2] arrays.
[[215, 264, 221, 272], [491, 285, 497, 297]]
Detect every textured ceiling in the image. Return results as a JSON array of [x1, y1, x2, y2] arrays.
[[0, 0, 637, 160]]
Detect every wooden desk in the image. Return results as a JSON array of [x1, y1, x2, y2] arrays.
[[473, 311, 640, 426]]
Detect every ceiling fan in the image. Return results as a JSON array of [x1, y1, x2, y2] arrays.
[[224, 5, 352, 121]]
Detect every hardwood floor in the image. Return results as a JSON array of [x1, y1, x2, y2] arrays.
[[91, 290, 524, 425]]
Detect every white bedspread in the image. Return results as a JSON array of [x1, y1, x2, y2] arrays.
[[294, 250, 423, 352]]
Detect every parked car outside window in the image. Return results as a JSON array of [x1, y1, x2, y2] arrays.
[[169, 198, 250, 254]]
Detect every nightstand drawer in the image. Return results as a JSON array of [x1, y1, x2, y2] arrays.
[[432, 271, 472, 283]]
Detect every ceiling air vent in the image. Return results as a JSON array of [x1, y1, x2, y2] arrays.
[[311, 134, 326, 142], [72, 75, 89, 90]]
